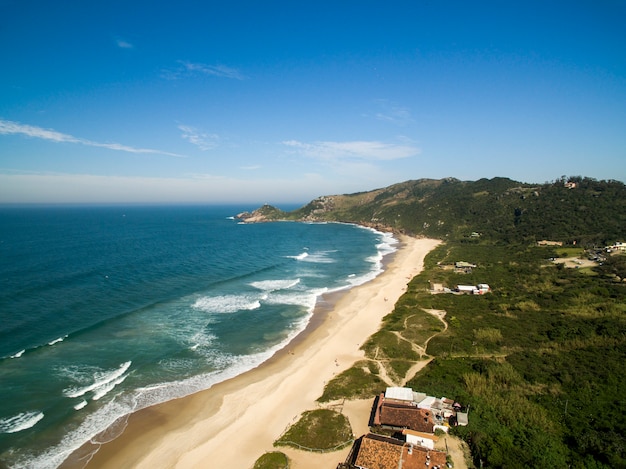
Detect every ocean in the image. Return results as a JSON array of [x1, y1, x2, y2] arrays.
[[0, 205, 396, 468]]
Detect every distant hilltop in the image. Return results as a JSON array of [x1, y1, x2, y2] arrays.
[[237, 176, 626, 247], [236, 204, 287, 224]]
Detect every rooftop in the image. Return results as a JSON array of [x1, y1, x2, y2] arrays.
[[350, 433, 448, 469]]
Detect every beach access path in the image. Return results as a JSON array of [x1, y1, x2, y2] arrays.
[[84, 236, 442, 469]]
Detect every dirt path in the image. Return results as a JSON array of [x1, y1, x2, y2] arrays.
[[354, 308, 451, 388], [436, 434, 470, 469]]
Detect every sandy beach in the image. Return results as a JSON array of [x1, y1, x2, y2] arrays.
[[79, 236, 441, 469]]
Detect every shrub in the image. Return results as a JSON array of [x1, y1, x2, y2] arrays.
[[274, 409, 353, 451], [252, 452, 289, 469]]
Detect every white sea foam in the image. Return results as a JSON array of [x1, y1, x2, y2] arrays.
[[287, 251, 309, 260], [265, 288, 326, 311], [73, 400, 87, 411], [188, 331, 216, 352], [18, 295, 318, 468], [48, 335, 68, 346], [0, 411, 44, 434], [249, 278, 300, 292], [300, 250, 337, 263], [63, 361, 132, 399], [377, 232, 398, 257], [92, 373, 129, 401], [15, 319, 313, 469], [192, 295, 261, 314], [10, 349, 25, 359], [13, 399, 133, 469]]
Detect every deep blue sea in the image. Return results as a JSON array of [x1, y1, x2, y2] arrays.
[[0, 205, 396, 468]]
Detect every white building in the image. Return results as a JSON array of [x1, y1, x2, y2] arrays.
[[402, 429, 438, 450]]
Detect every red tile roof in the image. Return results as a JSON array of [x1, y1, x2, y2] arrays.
[[350, 434, 447, 469], [379, 402, 435, 433], [353, 434, 403, 469]]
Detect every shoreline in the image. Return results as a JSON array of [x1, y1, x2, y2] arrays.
[[70, 235, 441, 469]]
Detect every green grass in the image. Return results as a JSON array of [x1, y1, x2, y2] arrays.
[[252, 451, 290, 469], [274, 409, 353, 451], [554, 247, 584, 257], [317, 361, 385, 402]]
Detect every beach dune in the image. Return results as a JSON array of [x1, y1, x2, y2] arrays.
[[80, 236, 441, 469]]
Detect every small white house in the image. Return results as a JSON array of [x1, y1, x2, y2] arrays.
[[456, 284, 490, 294], [402, 429, 438, 450], [417, 395, 437, 410], [385, 386, 414, 402]]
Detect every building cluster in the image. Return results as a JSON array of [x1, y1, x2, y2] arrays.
[[430, 282, 491, 295], [453, 261, 476, 274], [454, 284, 490, 295], [606, 242, 626, 253], [429, 260, 491, 295], [338, 387, 468, 469]]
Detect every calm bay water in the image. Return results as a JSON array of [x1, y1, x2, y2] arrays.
[[0, 205, 396, 468]]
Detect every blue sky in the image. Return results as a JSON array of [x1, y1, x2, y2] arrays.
[[1, 1, 625, 205]]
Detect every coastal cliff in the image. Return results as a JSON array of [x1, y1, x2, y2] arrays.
[[235, 204, 287, 223]]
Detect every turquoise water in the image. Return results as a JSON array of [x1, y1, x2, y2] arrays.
[[0, 205, 396, 468]]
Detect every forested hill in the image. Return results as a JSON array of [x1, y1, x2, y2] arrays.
[[244, 176, 626, 246]]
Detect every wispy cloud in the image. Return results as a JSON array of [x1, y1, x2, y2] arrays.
[[369, 100, 414, 126], [282, 139, 419, 161], [115, 38, 133, 49], [186, 173, 227, 180], [162, 61, 245, 80], [178, 125, 220, 151], [0, 119, 184, 157]]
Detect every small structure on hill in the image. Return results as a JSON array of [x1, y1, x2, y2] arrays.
[[455, 284, 490, 295], [537, 240, 563, 246], [373, 387, 466, 434], [429, 281, 446, 293], [454, 261, 476, 273]]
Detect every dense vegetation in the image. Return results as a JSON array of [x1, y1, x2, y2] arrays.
[[322, 241, 626, 468], [258, 176, 626, 467], [274, 176, 626, 246], [410, 242, 626, 468]]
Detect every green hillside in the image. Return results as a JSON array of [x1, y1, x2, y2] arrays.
[[249, 175, 626, 468], [269, 176, 626, 246]]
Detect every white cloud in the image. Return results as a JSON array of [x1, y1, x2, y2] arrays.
[[163, 61, 245, 80], [0, 120, 81, 143], [0, 119, 184, 157], [282, 139, 419, 161], [115, 38, 133, 49], [178, 125, 219, 151], [370, 100, 414, 126]]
